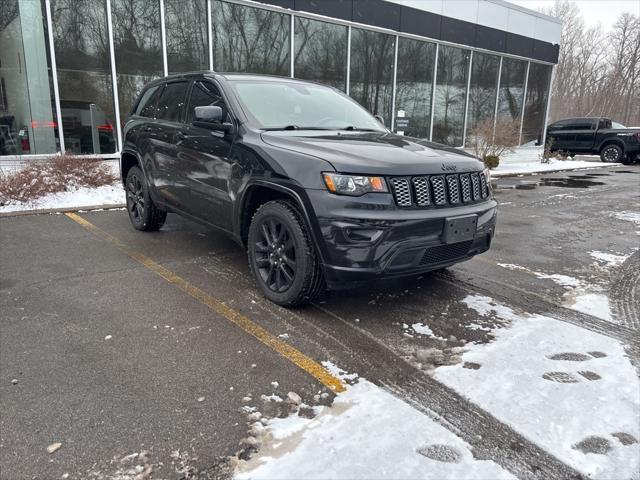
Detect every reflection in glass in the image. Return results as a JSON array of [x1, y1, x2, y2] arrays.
[[211, 0, 290, 76], [51, 0, 116, 154], [294, 17, 347, 90], [394, 37, 436, 138], [165, 0, 208, 73], [466, 52, 500, 136], [432, 45, 470, 146], [349, 28, 395, 128], [0, 0, 58, 155], [521, 63, 552, 145], [111, 0, 162, 123], [497, 57, 527, 123]]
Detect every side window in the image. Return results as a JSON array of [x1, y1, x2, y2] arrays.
[[156, 82, 189, 123], [187, 81, 227, 123], [135, 85, 161, 118], [599, 119, 611, 129]]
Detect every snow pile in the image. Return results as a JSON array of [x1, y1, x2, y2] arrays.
[[438, 295, 640, 480], [487, 146, 614, 177], [0, 183, 125, 213], [236, 363, 513, 480]]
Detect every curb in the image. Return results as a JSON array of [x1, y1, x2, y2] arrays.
[[0, 204, 126, 218]]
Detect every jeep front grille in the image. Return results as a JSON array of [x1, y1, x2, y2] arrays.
[[419, 240, 473, 265], [389, 172, 490, 208]]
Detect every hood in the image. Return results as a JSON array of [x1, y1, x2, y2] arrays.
[[260, 131, 484, 175]]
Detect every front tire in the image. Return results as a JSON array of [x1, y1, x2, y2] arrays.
[[600, 144, 623, 163], [247, 200, 324, 307], [125, 166, 167, 231]]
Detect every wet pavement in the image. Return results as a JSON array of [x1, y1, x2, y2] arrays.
[[1, 165, 639, 479]]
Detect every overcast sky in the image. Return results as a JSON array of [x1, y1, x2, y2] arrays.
[[509, 0, 640, 30]]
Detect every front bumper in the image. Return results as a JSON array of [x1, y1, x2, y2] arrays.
[[305, 189, 497, 289]]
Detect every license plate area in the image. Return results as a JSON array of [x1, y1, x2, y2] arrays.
[[443, 215, 477, 244]]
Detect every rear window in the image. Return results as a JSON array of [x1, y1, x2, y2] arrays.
[[156, 82, 189, 123], [135, 85, 161, 118]]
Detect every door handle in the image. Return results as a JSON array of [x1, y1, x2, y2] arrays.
[[176, 131, 187, 141]]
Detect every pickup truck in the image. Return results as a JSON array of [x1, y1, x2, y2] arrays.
[[544, 117, 640, 164]]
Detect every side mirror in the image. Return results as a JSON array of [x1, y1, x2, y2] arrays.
[[193, 105, 233, 133]]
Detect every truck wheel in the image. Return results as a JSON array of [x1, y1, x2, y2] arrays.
[[248, 200, 324, 307], [600, 144, 623, 163], [125, 166, 167, 231]]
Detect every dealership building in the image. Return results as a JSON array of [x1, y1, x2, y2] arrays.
[[0, 0, 561, 161]]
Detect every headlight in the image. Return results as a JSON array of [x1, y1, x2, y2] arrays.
[[322, 173, 388, 196]]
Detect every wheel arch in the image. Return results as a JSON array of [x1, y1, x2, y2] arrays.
[[237, 181, 327, 264], [598, 138, 625, 154], [120, 150, 142, 186]]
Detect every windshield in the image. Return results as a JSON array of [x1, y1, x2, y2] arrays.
[[229, 80, 385, 131], [611, 121, 627, 129]]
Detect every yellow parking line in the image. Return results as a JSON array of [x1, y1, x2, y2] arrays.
[[65, 212, 345, 393]]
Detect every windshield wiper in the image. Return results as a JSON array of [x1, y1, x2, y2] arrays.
[[262, 125, 333, 131]]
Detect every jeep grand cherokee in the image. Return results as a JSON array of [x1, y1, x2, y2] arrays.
[[121, 72, 497, 306]]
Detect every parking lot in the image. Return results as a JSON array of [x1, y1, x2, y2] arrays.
[[1, 166, 639, 479]]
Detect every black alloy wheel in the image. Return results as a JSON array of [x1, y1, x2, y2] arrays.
[[125, 166, 167, 231], [247, 200, 324, 307], [127, 172, 145, 224], [254, 217, 297, 293]]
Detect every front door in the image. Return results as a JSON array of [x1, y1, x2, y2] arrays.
[[174, 80, 235, 231]]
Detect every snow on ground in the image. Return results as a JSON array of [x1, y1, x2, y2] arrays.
[[496, 254, 638, 323], [614, 211, 640, 225], [0, 183, 125, 213], [589, 251, 629, 268], [487, 146, 616, 177], [437, 295, 640, 479], [236, 363, 514, 480]]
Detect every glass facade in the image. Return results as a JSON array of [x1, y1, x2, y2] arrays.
[[294, 17, 347, 91], [111, 0, 163, 124], [0, 0, 58, 155], [433, 45, 470, 146], [521, 63, 552, 145], [466, 52, 500, 135], [497, 57, 527, 124], [0, 0, 555, 157], [394, 37, 436, 139], [211, 0, 290, 76], [51, 0, 117, 154], [165, 0, 208, 74], [349, 28, 395, 129]]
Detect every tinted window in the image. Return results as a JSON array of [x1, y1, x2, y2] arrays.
[[165, 0, 208, 73], [135, 85, 161, 117], [187, 81, 226, 122], [156, 82, 188, 122]]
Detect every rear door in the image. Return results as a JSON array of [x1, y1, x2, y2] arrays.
[[152, 81, 190, 208], [572, 119, 597, 151], [129, 84, 163, 185], [174, 79, 235, 230], [546, 120, 571, 150]]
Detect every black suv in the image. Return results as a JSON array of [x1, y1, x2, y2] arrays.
[[121, 72, 496, 306]]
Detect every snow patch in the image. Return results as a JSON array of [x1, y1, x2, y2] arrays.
[[448, 295, 640, 479], [570, 293, 613, 322], [236, 371, 514, 479], [0, 183, 124, 213], [589, 251, 629, 268]]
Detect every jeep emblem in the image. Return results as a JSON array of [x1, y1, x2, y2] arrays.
[[441, 164, 457, 172]]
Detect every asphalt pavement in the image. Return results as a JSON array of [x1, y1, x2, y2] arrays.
[[1, 165, 638, 479]]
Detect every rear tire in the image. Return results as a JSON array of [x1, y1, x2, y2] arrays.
[[125, 166, 167, 231], [600, 144, 623, 163], [247, 200, 324, 307]]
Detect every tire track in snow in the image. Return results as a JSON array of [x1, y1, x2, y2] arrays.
[[609, 251, 639, 330]]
